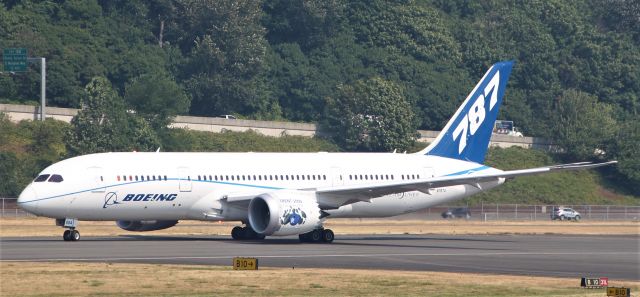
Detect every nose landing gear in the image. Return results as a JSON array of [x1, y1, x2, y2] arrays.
[[56, 218, 80, 241]]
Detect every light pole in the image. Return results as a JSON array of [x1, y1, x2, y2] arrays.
[[27, 57, 46, 121]]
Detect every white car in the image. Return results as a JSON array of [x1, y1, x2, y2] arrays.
[[551, 207, 581, 221]]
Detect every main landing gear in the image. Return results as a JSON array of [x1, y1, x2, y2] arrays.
[[231, 225, 265, 240], [56, 218, 80, 241], [299, 228, 334, 243]]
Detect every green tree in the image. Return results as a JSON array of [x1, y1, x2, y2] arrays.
[[178, 0, 276, 118], [325, 77, 417, 152], [0, 151, 23, 196], [125, 73, 190, 130], [66, 77, 159, 155], [610, 120, 640, 194], [550, 90, 616, 161]]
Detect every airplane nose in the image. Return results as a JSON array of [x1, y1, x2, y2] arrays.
[[18, 186, 39, 214]]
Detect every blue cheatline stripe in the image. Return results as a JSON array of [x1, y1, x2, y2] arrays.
[[19, 167, 491, 205], [17, 178, 285, 205], [444, 165, 491, 176]]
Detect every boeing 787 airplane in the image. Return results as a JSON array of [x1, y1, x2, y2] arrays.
[[17, 61, 616, 242]]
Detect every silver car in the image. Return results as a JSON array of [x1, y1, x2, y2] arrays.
[[551, 207, 581, 221]]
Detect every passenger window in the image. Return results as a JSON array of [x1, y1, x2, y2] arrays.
[[48, 174, 63, 183], [34, 174, 50, 182]]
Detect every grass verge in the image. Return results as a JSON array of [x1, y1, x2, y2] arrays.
[[1, 262, 638, 297]]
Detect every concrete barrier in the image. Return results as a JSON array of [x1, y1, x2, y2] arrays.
[[1, 103, 554, 149]]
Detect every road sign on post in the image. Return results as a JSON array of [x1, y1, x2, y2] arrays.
[[3, 48, 27, 72]]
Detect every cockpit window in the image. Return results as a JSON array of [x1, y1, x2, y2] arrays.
[[34, 174, 50, 182], [48, 174, 64, 183]]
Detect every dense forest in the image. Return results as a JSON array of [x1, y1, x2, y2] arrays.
[[0, 0, 638, 194]]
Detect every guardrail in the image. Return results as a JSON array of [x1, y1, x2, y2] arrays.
[[2, 198, 638, 221]]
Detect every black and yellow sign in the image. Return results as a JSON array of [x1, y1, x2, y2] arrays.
[[233, 257, 258, 270], [607, 287, 631, 297]]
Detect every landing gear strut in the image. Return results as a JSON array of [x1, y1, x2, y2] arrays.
[[57, 218, 80, 241], [231, 225, 265, 240], [299, 228, 334, 243]]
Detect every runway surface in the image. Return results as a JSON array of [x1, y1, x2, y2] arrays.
[[1, 234, 638, 280]]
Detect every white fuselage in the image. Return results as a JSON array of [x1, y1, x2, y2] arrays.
[[18, 152, 504, 221]]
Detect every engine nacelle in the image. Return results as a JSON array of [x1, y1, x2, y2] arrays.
[[116, 220, 178, 232], [248, 190, 321, 236]]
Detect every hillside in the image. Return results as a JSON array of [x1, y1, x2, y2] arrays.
[[0, 1, 638, 194]]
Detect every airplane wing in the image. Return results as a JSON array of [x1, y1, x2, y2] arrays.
[[314, 161, 617, 209]]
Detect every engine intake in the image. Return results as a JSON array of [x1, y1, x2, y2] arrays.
[[248, 191, 321, 236], [116, 220, 178, 232]]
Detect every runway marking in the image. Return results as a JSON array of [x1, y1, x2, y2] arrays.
[[1, 251, 636, 262]]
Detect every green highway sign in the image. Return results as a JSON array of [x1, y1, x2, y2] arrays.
[[3, 48, 27, 72]]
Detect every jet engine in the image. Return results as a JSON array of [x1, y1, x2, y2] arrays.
[[116, 220, 178, 231], [248, 190, 322, 236]]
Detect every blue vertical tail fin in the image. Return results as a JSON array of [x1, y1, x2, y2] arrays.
[[418, 61, 514, 163]]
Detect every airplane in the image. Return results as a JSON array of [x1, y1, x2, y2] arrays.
[[17, 61, 616, 242]]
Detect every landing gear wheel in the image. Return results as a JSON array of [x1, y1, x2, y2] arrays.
[[574, 215, 581, 222], [321, 229, 334, 243], [560, 215, 566, 221], [71, 230, 80, 241], [231, 226, 243, 240], [310, 229, 322, 242], [63, 229, 80, 241]]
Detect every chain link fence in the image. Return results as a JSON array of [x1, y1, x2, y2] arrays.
[[2, 197, 638, 221], [403, 203, 640, 221]]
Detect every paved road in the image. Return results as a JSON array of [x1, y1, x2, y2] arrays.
[[1, 234, 638, 280]]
